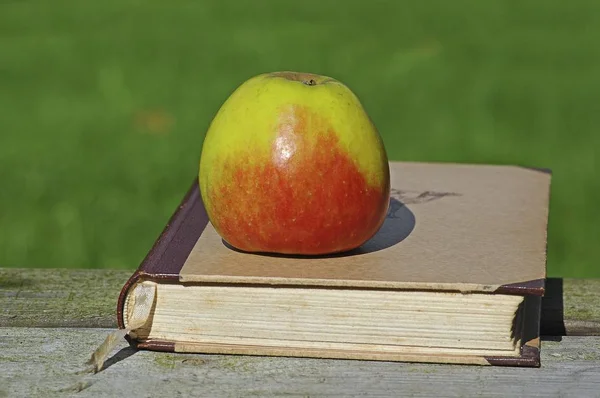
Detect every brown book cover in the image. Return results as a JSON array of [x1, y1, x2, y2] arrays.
[[117, 161, 551, 366]]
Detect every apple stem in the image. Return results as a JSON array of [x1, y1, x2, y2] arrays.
[[303, 79, 317, 86]]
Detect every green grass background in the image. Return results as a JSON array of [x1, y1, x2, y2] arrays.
[[1, 0, 598, 277]]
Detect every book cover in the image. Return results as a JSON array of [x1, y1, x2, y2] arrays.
[[117, 161, 551, 366]]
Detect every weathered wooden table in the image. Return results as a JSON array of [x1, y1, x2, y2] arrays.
[[1, 268, 599, 397]]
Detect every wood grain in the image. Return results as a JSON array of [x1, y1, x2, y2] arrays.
[[1, 328, 600, 397], [1, 268, 598, 335], [0, 268, 129, 328]]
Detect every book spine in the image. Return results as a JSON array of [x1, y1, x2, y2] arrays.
[[116, 179, 207, 329]]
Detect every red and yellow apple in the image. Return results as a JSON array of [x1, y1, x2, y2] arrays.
[[198, 71, 390, 255]]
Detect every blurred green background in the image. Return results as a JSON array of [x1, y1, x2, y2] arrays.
[[0, 0, 598, 277]]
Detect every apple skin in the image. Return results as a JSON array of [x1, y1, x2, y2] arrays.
[[198, 71, 390, 255]]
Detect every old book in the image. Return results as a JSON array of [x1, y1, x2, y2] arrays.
[[117, 161, 551, 367]]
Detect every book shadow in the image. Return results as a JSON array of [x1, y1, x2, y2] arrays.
[[100, 346, 139, 371], [222, 197, 416, 259], [509, 278, 565, 344], [540, 277, 565, 341]]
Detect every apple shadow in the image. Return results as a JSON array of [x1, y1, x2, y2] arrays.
[[221, 197, 416, 259]]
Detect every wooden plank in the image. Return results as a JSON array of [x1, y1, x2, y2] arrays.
[[1, 268, 599, 335], [0, 268, 130, 328], [1, 328, 600, 397]]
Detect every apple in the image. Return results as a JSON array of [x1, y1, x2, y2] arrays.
[[198, 71, 390, 255]]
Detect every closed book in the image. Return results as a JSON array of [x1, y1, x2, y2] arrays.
[[117, 161, 551, 367]]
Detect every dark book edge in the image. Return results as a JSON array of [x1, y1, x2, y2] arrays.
[[137, 340, 176, 352], [522, 166, 552, 175], [116, 179, 208, 329], [494, 278, 545, 296], [484, 294, 542, 367]]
